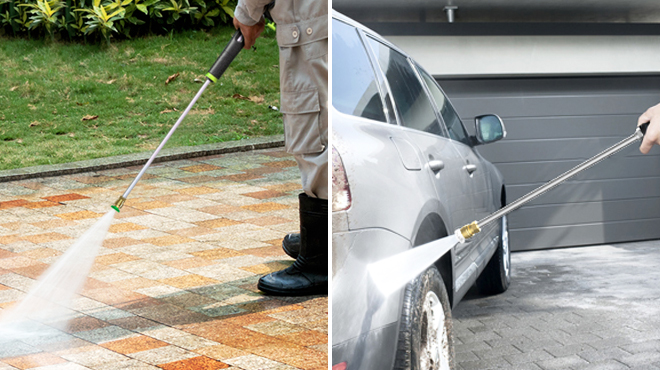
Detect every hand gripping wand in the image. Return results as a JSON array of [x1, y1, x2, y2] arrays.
[[456, 121, 651, 243], [111, 30, 245, 212]]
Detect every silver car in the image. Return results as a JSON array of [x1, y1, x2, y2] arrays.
[[331, 11, 511, 370]]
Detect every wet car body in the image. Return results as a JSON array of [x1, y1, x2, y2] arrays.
[[332, 11, 509, 370]]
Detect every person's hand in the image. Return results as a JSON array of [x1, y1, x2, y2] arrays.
[[638, 102, 660, 154], [233, 16, 265, 50]]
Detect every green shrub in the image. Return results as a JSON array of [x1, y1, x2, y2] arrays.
[[0, 0, 236, 42]]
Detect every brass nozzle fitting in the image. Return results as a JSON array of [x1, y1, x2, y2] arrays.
[[111, 196, 126, 213], [455, 221, 481, 243]]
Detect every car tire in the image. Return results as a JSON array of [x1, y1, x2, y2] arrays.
[[393, 266, 454, 370], [476, 214, 511, 295]]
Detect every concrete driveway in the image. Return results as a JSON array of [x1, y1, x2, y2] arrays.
[[454, 241, 660, 370], [0, 148, 327, 370]]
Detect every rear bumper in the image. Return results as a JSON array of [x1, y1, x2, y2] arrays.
[[332, 227, 411, 370], [332, 323, 398, 370]]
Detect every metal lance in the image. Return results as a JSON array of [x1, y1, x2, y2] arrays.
[[111, 31, 245, 212], [455, 122, 650, 243]]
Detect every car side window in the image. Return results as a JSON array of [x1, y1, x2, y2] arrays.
[[332, 20, 387, 123], [418, 69, 471, 146], [366, 38, 443, 136]]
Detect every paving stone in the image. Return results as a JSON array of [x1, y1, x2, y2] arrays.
[[31, 362, 92, 370], [99, 335, 169, 354], [497, 365, 543, 370], [125, 345, 194, 365], [59, 348, 129, 368], [622, 340, 660, 354], [455, 341, 492, 354], [456, 350, 480, 363], [224, 355, 281, 370], [92, 359, 159, 369], [158, 355, 228, 370], [578, 348, 630, 362], [618, 352, 660, 367], [458, 357, 513, 369], [512, 339, 563, 353], [571, 359, 630, 370], [503, 349, 554, 365], [72, 326, 135, 344], [536, 355, 589, 370], [551, 332, 605, 347], [544, 343, 595, 358], [473, 344, 522, 360]]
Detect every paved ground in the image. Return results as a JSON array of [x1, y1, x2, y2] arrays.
[[453, 241, 660, 370], [0, 148, 327, 370]]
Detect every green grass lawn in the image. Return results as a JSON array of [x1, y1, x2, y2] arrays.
[[0, 27, 282, 171]]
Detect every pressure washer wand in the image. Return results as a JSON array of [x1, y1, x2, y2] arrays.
[[455, 121, 650, 243], [111, 31, 245, 212]]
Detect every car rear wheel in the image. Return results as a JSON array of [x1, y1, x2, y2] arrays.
[[394, 266, 454, 370], [476, 214, 511, 295]]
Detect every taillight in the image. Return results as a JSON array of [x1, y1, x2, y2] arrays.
[[332, 362, 348, 370], [332, 146, 351, 212]]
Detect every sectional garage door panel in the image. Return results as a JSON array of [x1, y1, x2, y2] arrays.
[[512, 218, 660, 251], [481, 137, 640, 162], [496, 155, 660, 185], [510, 197, 660, 229], [508, 176, 660, 206], [438, 75, 660, 251], [447, 94, 660, 118], [501, 115, 639, 140]]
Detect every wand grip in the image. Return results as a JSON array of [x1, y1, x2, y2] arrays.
[[206, 30, 245, 83]]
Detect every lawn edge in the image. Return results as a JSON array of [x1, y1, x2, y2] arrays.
[[0, 135, 285, 183]]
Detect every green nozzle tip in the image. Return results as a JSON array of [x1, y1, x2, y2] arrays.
[[111, 205, 120, 213]]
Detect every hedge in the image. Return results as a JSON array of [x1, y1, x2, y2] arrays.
[[0, 0, 237, 43]]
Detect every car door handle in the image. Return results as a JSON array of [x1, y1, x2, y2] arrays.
[[464, 164, 478, 174], [428, 160, 445, 172]]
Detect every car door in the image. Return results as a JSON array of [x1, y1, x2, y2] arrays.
[[362, 36, 478, 273], [416, 66, 495, 257]]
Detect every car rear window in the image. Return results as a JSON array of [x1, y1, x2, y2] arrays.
[[332, 20, 387, 122], [366, 38, 444, 136]]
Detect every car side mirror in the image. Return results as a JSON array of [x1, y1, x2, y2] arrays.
[[474, 114, 506, 145]]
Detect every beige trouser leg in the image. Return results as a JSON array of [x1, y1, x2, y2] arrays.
[[294, 148, 327, 199], [279, 38, 328, 200]]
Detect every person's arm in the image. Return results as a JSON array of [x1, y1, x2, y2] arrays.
[[233, 0, 270, 49], [638, 102, 660, 154]]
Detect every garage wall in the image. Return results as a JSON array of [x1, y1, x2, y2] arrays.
[[386, 35, 660, 77], [439, 75, 660, 251]]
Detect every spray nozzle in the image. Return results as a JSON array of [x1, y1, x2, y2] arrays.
[[455, 221, 480, 243], [111, 196, 126, 213]]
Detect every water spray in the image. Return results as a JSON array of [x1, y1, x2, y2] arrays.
[[369, 122, 650, 294], [111, 30, 245, 212], [0, 32, 246, 348]]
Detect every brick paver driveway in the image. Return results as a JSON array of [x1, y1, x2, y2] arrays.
[[0, 149, 327, 370], [454, 241, 660, 370]]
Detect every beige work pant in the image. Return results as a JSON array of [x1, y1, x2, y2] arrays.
[[279, 37, 328, 200]]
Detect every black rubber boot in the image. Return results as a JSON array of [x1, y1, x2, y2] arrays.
[[282, 233, 300, 259], [258, 194, 328, 296]]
